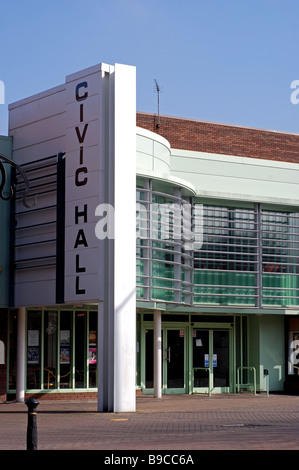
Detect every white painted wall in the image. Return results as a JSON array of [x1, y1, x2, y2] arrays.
[[136, 127, 171, 175], [9, 85, 65, 307], [259, 315, 285, 392], [171, 149, 299, 206]]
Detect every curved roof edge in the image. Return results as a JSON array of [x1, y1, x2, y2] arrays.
[[136, 169, 196, 196], [136, 126, 196, 196], [136, 126, 171, 149]]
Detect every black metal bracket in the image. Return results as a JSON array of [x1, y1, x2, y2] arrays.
[[0, 152, 36, 208]]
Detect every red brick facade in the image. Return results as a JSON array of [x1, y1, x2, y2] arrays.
[[137, 112, 299, 164]]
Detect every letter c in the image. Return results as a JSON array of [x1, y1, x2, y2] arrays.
[[76, 81, 88, 101], [75, 167, 88, 186]]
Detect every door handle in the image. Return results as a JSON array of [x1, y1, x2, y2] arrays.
[[167, 347, 171, 363]]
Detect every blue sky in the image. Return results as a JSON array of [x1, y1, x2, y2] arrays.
[[1, 0, 299, 136]]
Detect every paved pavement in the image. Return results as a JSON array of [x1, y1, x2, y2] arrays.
[[1, 393, 299, 453]]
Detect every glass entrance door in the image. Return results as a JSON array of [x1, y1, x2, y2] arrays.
[[143, 327, 186, 394], [213, 330, 230, 390], [143, 325, 231, 394], [193, 329, 230, 394], [164, 328, 186, 393]]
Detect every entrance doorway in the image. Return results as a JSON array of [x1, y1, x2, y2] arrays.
[[144, 327, 187, 394], [142, 323, 233, 395], [192, 329, 231, 394], [164, 328, 186, 393]]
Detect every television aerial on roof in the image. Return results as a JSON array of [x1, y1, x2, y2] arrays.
[[154, 79, 163, 128]]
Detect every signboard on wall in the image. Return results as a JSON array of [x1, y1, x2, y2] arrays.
[[64, 66, 106, 303]]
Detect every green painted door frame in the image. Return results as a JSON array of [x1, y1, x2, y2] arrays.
[[163, 327, 187, 394], [191, 326, 234, 395], [141, 319, 235, 395]]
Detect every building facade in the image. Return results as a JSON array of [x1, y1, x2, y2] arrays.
[[135, 115, 299, 396], [0, 63, 299, 407]]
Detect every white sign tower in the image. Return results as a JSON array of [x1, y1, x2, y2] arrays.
[[65, 63, 136, 412], [9, 62, 136, 412]]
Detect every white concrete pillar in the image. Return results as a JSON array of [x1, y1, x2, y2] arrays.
[[16, 307, 25, 403], [113, 64, 136, 413], [96, 63, 136, 413], [154, 310, 162, 398]]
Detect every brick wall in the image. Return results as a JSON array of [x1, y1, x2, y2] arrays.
[[25, 392, 98, 401], [136, 112, 299, 164], [0, 310, 7, 402]]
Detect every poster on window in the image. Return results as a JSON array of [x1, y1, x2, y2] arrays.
[[28, 330, 39, 347], [27, 347, 40, 364], [89, 331, 96, 346], [204, 354, 209, 367], [89, 348, 97, 364], [60, 348, 70, 364], [213, 354, 217, 367], [60, 330, 70, 346]]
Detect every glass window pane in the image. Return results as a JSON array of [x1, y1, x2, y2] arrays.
[[213, 330, 229, 387], [167, 330, 184, 389], [75, 311, 86, 388], [59, 311, 72, 389], [88, 311, 97, 388], [145, 329, 153, 388], [193, 204, 257, 306], [44, 311, 58, 389], [262, 210, 299, 307], [8, 311, 17, 390], [193, 330, 209, 387], [27, 311, 41, 389]]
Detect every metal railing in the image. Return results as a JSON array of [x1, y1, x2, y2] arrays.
[[237, 366, 256, 395]]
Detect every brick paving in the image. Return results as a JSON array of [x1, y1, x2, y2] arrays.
[[1, 393, 299, 451]]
